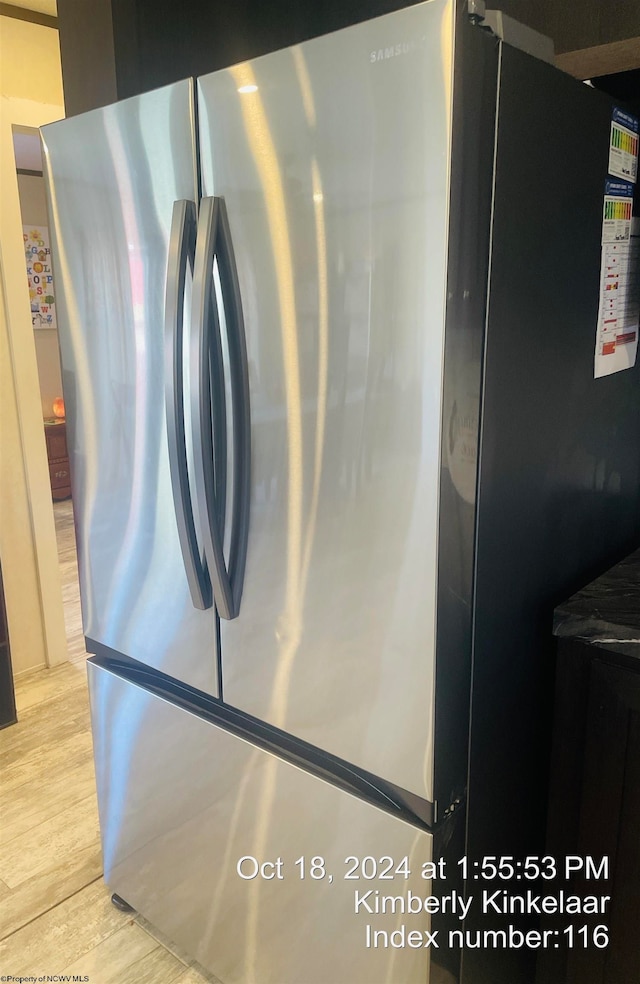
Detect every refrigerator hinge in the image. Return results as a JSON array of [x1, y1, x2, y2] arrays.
[[467, 0, 486, 25], [467, 2, 555, 66]]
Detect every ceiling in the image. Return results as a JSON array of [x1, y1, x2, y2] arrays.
[[1, 0, 57, 16]]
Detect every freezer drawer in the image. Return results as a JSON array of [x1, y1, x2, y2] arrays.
[[88, 660, 434, 984]]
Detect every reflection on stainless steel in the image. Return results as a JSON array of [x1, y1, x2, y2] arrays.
[[41, 81, 218, 695], [230, 49, 333, 972], [223, 65, 309, 971], [198, 0, 454, 799], [90, 662, 432, 984], [293, 48, 330, 650], [227, 60, 306, 724]]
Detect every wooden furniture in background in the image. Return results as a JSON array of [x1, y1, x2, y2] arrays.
[[44, 419, 72, 500]]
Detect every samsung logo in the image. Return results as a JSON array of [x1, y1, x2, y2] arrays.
[[370, 38, 424, 63]]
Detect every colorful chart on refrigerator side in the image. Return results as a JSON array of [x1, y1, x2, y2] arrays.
[[608, 108, 639, 183], [594, 110, 640, 379]]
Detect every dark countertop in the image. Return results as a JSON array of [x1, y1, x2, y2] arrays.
[[553, 547, 640, 660]]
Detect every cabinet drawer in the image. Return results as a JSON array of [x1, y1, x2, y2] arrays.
[[49, 460, 70, 489], [46, 432, 68, 460]]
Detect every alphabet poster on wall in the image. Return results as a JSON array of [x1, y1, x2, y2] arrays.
[[23, 225, 56, 329]]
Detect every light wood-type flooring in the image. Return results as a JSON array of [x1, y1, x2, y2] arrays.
[[0, 500, 216, 983]]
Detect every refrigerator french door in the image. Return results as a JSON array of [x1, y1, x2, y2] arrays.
[[196, 0, 453, 805], [40, 79, 220, 696]]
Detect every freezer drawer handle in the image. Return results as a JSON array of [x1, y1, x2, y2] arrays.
[[192, 196, 251, 620], [164, 199, 213, 611]]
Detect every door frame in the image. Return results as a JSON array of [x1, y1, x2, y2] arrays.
[[0, 95, 68, 676]]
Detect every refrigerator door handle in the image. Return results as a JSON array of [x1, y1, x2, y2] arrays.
[[191, 196, 235, 619], [215, 196, 251, 619], [191, 196, 250, 620], [164, 199, 212, 611]]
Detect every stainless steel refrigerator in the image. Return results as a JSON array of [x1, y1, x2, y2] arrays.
[[41, 1, 640, 982]]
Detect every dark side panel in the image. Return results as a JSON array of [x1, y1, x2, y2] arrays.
[[465, 43, 640, 984], [433, 5, 499, 815]]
